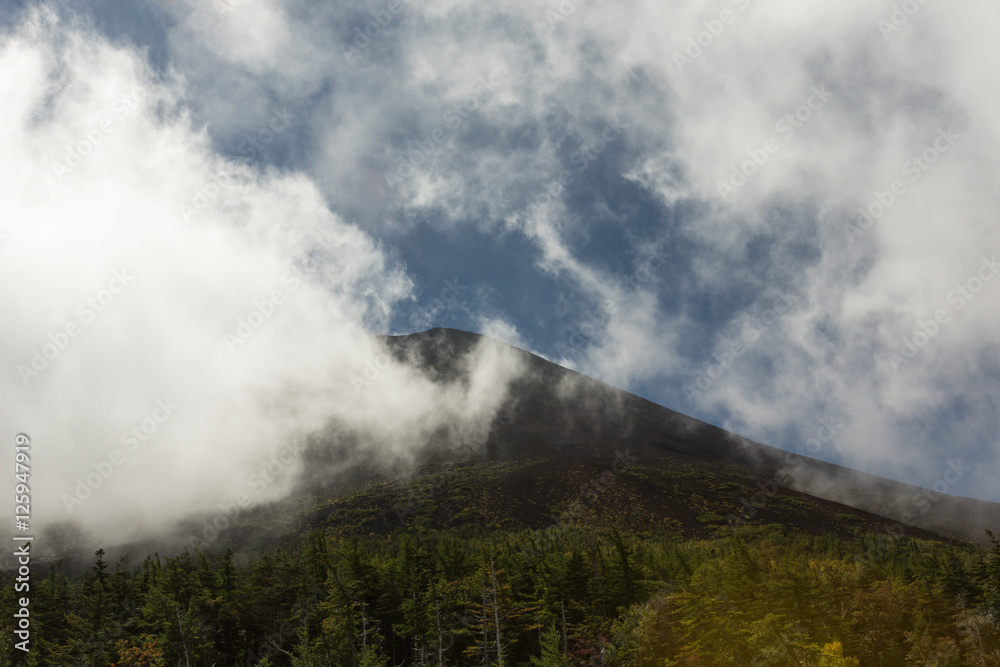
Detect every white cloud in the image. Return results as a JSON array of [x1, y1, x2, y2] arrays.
[[0, 8, 525, 544]]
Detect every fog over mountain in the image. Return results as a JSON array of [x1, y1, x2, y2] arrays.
[[0, 14, 524, 540], [2, 0, 999, 555]]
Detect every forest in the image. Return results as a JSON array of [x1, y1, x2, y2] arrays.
[[2, 519, 999, 666]]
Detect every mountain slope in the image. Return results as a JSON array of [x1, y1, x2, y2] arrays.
[[379, 328, 999, 545], [35, 326, 996, 572]]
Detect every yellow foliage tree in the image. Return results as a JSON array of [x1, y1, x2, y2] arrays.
[[817, 641, 860, 666]]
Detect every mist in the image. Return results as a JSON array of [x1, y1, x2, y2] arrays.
[[0, 9, 525, 548]]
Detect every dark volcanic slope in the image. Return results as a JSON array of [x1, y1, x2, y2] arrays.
[[381, 328, 999, 545], [293, 454, 950, 546]]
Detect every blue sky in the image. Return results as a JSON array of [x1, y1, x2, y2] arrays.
[[2, 0, 999, 540]]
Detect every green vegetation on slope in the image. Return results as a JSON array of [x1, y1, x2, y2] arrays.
[[2, 458, 998, 665]]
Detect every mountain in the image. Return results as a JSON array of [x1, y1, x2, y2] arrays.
[[15, 328, 1000, 666], [38, 327, 997, 569], [376, 327, 998, 545]]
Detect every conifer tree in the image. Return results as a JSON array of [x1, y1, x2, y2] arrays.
[[530, 624, 569, 667]]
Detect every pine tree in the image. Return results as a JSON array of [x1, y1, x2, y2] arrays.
[[530, 624, 569, 667]]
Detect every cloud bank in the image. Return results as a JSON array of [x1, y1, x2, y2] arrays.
[[0, 8, 524, 545]]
